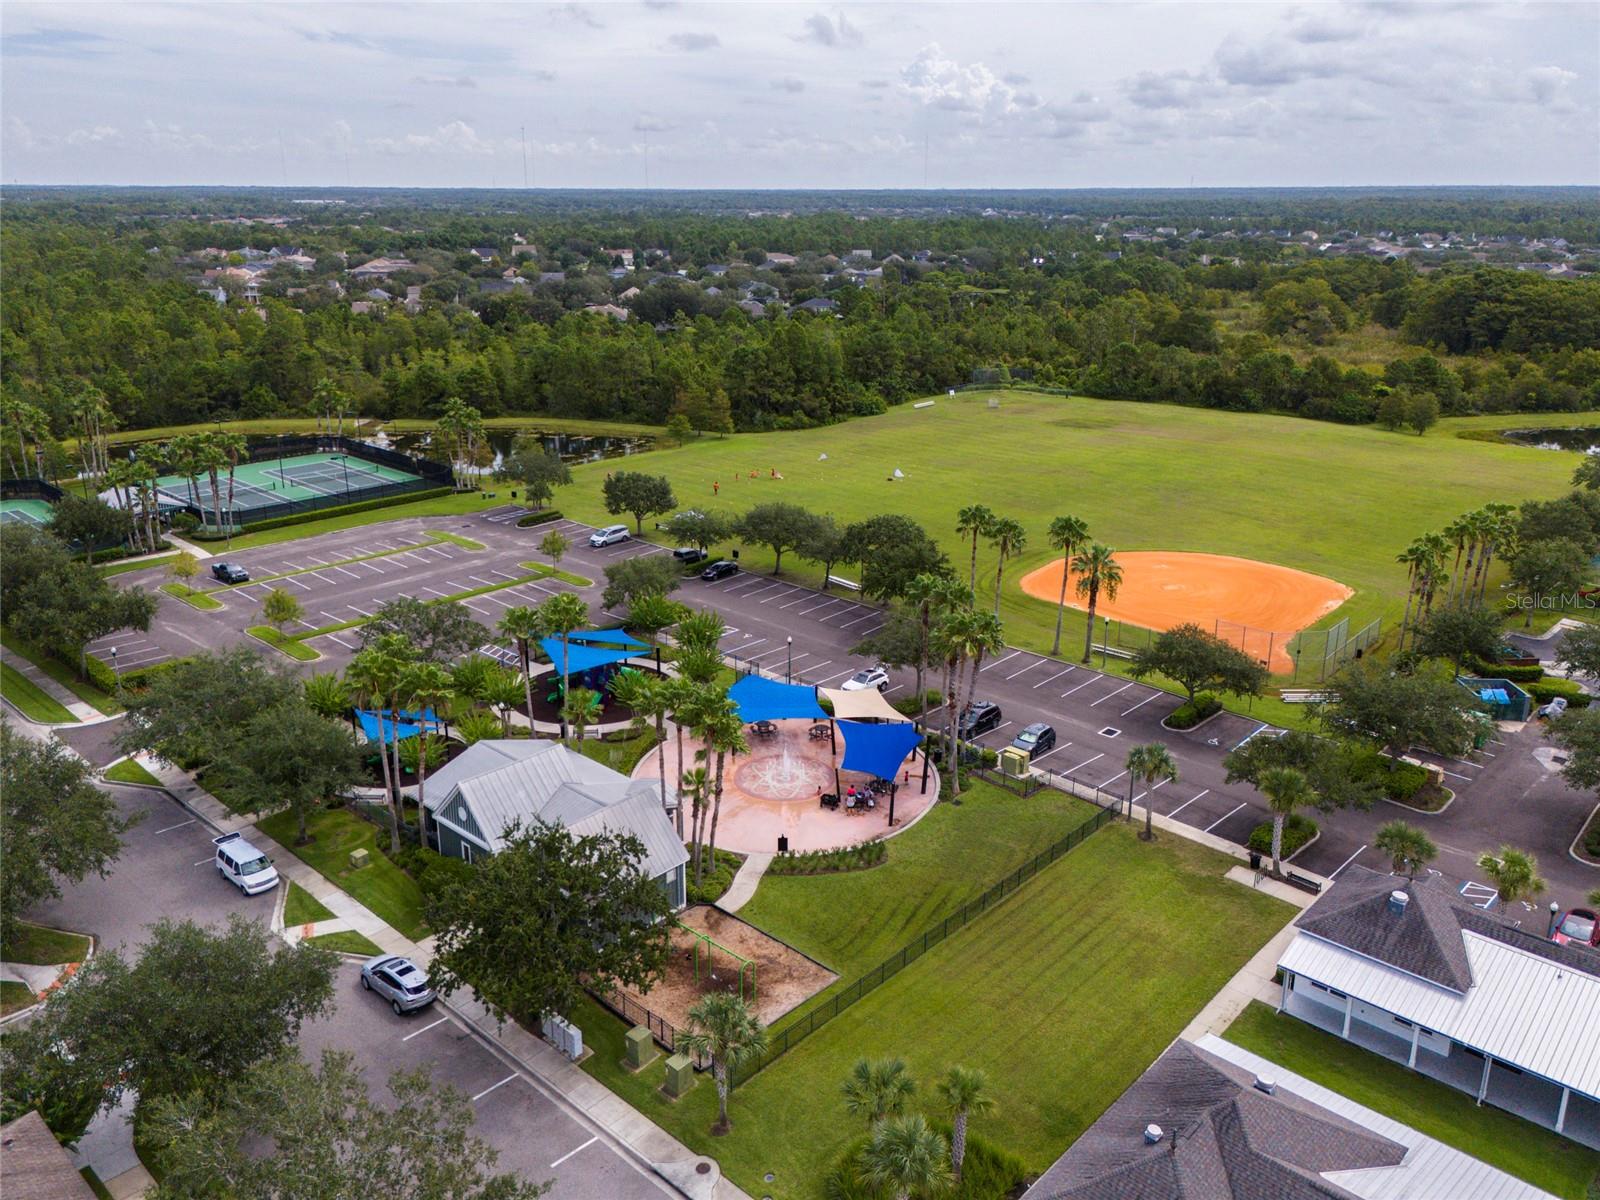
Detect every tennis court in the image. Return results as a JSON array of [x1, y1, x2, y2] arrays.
[[0, 498, 54, 528], [154, 452, 429, 524]]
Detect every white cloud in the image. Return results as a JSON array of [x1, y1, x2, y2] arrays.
[[367, 120, 502, 157], [899, 44, 1040, 117], [800, 11, 861, 47]]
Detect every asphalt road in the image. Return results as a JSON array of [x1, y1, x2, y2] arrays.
[[94, 505, 1600, 909], [22, 772, 672, 1200]]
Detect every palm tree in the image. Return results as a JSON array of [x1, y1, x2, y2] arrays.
[[1124, 742, 1179, 839], [955, 505, 995, 596], [561, 686, 603, 744], [344, 650, 402, 853], [539, 593, 588, 742], [402, 662, 453, 848], [699, 701, 748, 889], [1477, 845, 1546, 905], [482, 666, 527, 735], [1257, 765, 1314, 876], [935, 1065, 995, 1184], [1442, 513, 1472, 604], [679, 764, 710, 855], [904, 573, 966, 714], [1046, 515, 1090, 658], [1472, 503, 1517, 602], [196, 433, 230, 534], [675, 609, 727, 659], [1072, 543, 1122, 664], [1416, 531, 1452, 622], [449, 655, 496, 709], [455, 710, 502, 746], [1395, 539, 1431, 652], [496, 605, 545, 728], [215, 431, 249, 547], [1375, 819, 1437, 879], [303, 672, 351, 725], [102, 458, 141, 556], [859, 1114, 951, 1200], [931, 607, 1000, 799], [842, 1057, 916, 1128], [164, 434, 204, 515], [611, 670, 672, 819], [959, 611, 1005, 763], [986, 516, 1027, 619], [131, 456, 161, 555], [676, 992, 767, 1136]]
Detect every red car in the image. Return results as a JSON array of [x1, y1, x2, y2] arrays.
[[1553, 907, 1600, 948]]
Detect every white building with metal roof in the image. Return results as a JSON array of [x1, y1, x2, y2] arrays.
[[1275, 866, 1600, 1149], [422, 739, 686, 911]]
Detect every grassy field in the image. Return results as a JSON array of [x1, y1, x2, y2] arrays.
[[257, 807, 428, 941], [283, 881, 335, 926], [4, 921, 92, 965], [559, 391, 1576, 677], [580, 820, 1291, 1197], [1, 662, 77, 723], [1225, 1001, 1600, 1199], [0, 980, 36, 1016], [104, 757, 161, 786]]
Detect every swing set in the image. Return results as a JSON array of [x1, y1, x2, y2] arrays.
[[677, 919, 757, 1005]]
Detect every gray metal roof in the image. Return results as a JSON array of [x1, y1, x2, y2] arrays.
[[1026, 1040, 1403, 1200], [425, 740, 685, 880]]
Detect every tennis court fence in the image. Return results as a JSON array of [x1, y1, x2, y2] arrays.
[[1, 477, 64, 503]]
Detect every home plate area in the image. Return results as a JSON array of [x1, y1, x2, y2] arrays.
[[607, 905, 836, 1032]]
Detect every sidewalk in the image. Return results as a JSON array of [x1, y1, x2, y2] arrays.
[[0, 645, 105, 723], [140, 757, 744, 1200], [719, 852, 772, 913]]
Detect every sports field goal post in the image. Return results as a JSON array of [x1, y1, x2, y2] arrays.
[[677, 919, 757, 1006]]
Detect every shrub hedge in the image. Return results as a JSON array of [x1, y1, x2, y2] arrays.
[[1528, 678, 1593, 708], [767, 841, 887, 876], [1247, 813, 1319, 858], [686, 846, 743, 905], [187, 487, 454, 538], [1164, 692, 1221, 730], [515, 509, 565, 528], [1472, 661, 1545, 683]]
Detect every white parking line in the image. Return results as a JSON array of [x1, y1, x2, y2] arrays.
[[422, 587, 452, 599], [736, 638, 767, 652], [1005, 659, 1042, 680], [402, 1015, 451, 1041], [1203, 803, 1247, 833], [1166, 789, 1207, 818], [331, 565, 361, 579], [778, 593, 814, 609], [1033, 667, 1074, 689], [759, 587, 803, 604], [1101, 769, 1127, 788], [306, 571, 337, 584], [154, 819, 196, 834], [357, 560, 386, 574], [1120, 692, 1162, 716], [281, 577, 311, 591], [1330, 844, 1368, 879], [1090, 682, 1134, 707], [815, 668, 858, 685], [1031, 742, 1071, 763], [1066, 753, 1104, 774], [978, 650, 1021, 673], [550, 1135, 598, 1169], [471, 1074, 518, 1102], [840, 612, 880, 629], [1062, 676, 1100, 697], [803, 660, 831, 676], [798, 597, 844, 616]]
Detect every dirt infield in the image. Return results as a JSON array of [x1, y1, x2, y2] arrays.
[[1019, 551, 1352, 673], [616, 905, 836, 1031]]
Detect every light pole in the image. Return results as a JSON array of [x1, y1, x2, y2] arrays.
[[110, 646, 120, 689], [786, 636, 793, 683]]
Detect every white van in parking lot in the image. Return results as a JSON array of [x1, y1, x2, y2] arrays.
[[589, 524, 630, 547], [213, 832, 280, 895]]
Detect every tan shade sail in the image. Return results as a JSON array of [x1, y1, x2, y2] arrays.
[[820, 687, 909, 723]]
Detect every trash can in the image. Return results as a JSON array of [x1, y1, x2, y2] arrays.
[[1249, 851, 1262, 870], [777, 835, 789, 855]]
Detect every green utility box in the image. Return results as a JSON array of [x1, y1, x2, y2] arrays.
[[349, 848, 370, 869], [999, 747, 1030, 779], [662, 1053, 695, 1100], [624, 1026, 658, 1072]]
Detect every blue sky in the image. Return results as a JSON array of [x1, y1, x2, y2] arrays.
[[2, 1, 1595, 187]]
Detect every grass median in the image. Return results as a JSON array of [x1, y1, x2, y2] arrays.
[[5, 921, 92, 965], [160, 582, 224, 610], [104, 757, 162, 786], [257, 806, 428, 942], [248, 626, 321, 661], [1, 662, 77, 723]]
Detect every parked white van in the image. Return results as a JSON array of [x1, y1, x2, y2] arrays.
[[213, 832, 280, 895]]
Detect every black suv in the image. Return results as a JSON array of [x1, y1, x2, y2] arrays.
[[958, 700, 1002, 738], [1011, 722, 1057, 759], [210, 562, 250, 585], [701, 560, 738, 581], [673, 546, 708, 565]]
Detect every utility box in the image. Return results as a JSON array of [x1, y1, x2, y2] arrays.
[[624, 1025, 658, 1071], [541, 1013, 584, 1060], [999, 747, 1030, 779], [349, 848, 370, 869], [662, 1053, 695, 1099]]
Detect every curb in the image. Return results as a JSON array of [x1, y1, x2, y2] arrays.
[[1379, 785, 1458, 817], [1568, 799, 1600, 870]]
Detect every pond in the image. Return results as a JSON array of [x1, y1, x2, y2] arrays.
[[1501, 427, 1600, 453]]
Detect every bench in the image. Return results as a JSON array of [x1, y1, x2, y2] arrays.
[[1279, 690, 1333, 704], [826, 575, 863, 592], [1285, 871, 1324, 895], [1090, 643, 1136, 660]]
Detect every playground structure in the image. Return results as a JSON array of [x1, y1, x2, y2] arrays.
[[678, 917, 757, 1006]]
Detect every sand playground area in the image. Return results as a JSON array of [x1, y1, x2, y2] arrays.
[[1019, 551, 1352, 673]]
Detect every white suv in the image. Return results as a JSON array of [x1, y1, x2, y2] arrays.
[[213, 832, 280, 895], [589, 524, 630, 547]]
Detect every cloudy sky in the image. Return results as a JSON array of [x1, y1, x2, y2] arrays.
[[3, 1, 1595, 188]]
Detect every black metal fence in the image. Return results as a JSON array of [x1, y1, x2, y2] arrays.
[[1, 476, 64, 502], [729, 801, 1117, 1087], [248, 434, 455, 486], [588, 984, 711, 1069]]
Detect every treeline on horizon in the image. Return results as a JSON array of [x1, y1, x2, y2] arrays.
[[2, 191, 1599, 472]]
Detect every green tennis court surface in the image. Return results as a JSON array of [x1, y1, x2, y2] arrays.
[[155, 453, 421, 514], [0, 498, 55, 528]]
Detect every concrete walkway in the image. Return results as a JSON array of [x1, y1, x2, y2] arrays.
[[718, 852, 772, 913], [0, 645, 105, 724], [137, 756, 746, 1200]]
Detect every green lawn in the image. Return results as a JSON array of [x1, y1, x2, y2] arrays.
[[1225, 1001, 1600, 1199], [4, 921, 91, 965], [247, 625, 322, 661], [559, 390, 1575, 680], [104, 757, 161, 786], [741, 780, 1098, 985], [97, 553, 178, 578], [307, 930, 384, 956], [0, 980, 37, 1016], [257, 807, 428, 941], [283, 881, 336, 926], [577, 731, 660, 776], [1, 661, 77, 723], [159, 582, 223, 610], [0, 628, 121, 715], [579, 821, 1292, 1198]]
